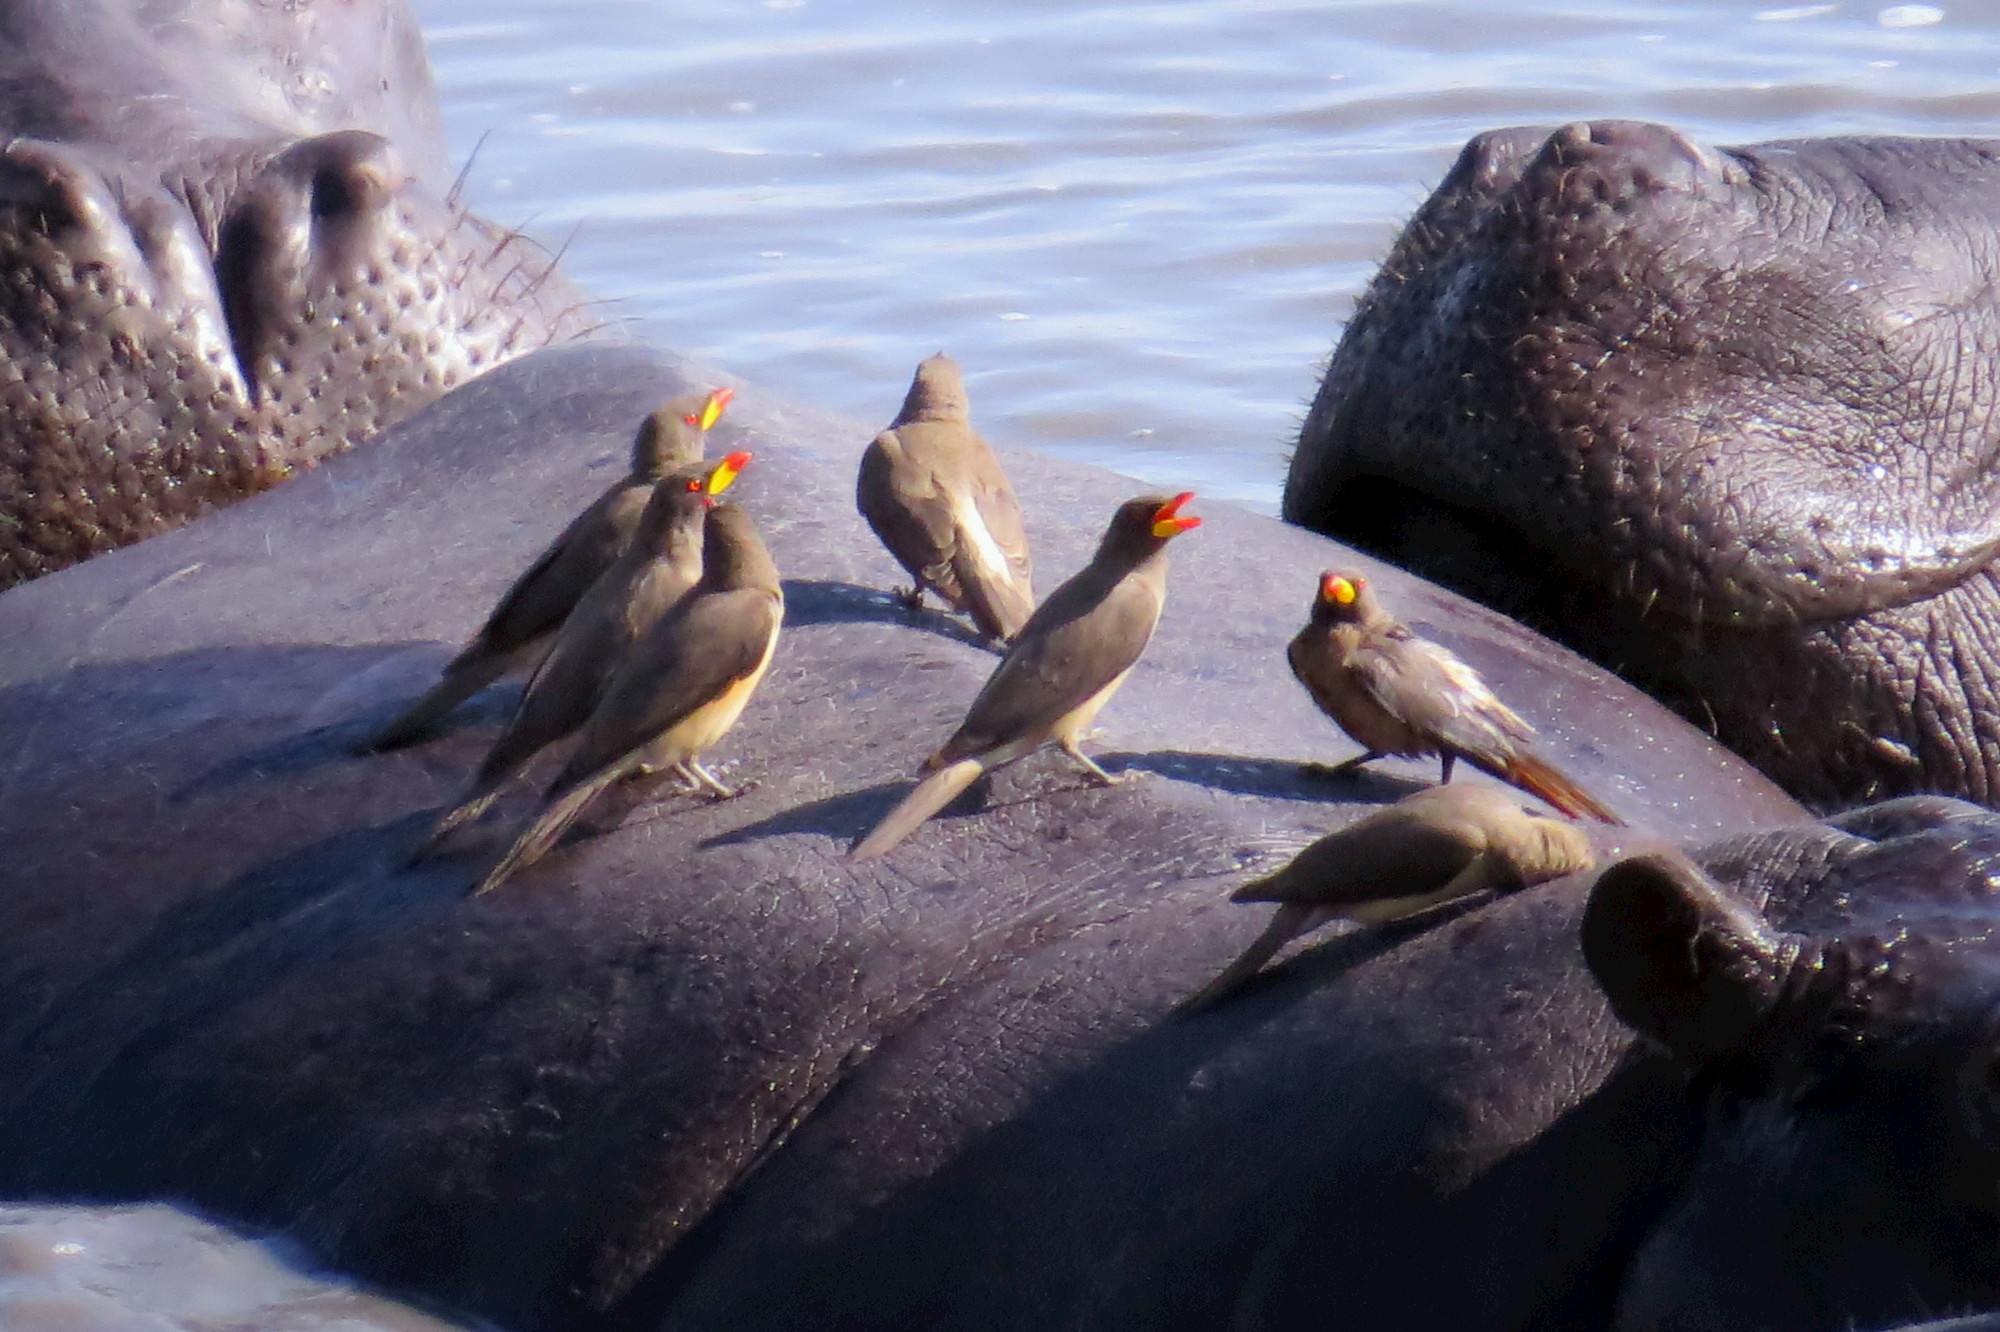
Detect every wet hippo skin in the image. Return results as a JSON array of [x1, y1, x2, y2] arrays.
[[0, 342, 1798, 1329], [1287, 120, 2000, 809]]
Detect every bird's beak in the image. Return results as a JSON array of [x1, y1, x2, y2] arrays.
[[698, 386, 734, 430], [1151, 491, 1201, 539], [706, 450, 753, 496], [1319, 572, 1358, 606]]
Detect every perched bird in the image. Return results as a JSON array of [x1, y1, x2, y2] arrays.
[[473, 502, 783, 895], [412, 451, 752, 857], [851, 491, 1200, 860], [1185, 784, 1598, 1009], [362, 386, 734, 750], [857, 353, 1035, 643], [1288, 571, 1622, 824]]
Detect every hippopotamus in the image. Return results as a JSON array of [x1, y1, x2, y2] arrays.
[[0, 0, 593, 586], [1582, 796, 2000, 1330], [4, 5, 2000, 1331], [0, 338, 1786, 1329], [1284, 119, 2000, 810]]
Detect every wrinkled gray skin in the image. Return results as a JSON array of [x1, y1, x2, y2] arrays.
[[0, 0, 595, 585], [0, 8, 1992, 1330], [1584, 796, 2000, 1330], [1285, 120, 2000, 809], [0, 342, 1801, 1330]]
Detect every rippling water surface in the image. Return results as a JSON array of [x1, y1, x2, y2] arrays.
[[413, 0, 1999, 511]]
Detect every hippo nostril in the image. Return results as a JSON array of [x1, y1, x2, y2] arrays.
[[311, 166, 355, 219], [310, 157, 396, 221], [0, 142, 103, 234]]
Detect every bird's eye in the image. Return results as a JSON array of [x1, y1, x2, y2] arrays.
[[685, 478, 702, 492], [682, 413, 700, 427]]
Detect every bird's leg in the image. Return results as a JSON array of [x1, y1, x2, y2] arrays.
[[1060, 739, 1123, 787], [687, 761, 754, 800], [1439, 753, 1456, 784], [1302, 750, 1382, 780]]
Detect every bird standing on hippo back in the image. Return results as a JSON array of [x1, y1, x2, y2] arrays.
[[474, 501, 784, 895], [857, 353, 1036, 644], [412, 450, 752, 856], [1290, 570, 1622, 824], [852, 492, 1200, 860], [364, 386, 734, 750]]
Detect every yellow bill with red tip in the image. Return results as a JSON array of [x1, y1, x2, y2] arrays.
[[1151, 491, 1201, 539], [706, 450, 752, 496], [1320, 571, 1360, 605], [684, 386, 734, 431]]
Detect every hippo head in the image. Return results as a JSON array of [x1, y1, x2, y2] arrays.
[[0, 0, 596, 585], [1286, 120, 2000, 806], [1584, 797, 2000, 1329]]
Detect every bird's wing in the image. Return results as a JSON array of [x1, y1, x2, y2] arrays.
[[1347, 629, 1536, 766], [941, 573, 1159, 760], [950, 440, 1036, 639], [569, 590, 780, 775], [471, 485, 633, 655], [1233, 810, 1485, 907], [964, 437, 1033, 586], [857, 430, 966, 601], [475, 579, 629, 781]]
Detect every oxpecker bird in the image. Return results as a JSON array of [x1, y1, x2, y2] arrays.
[[1289, 571, 1622, 824], [1186, 784, 1598, 1009], [413, 451, 750, 856], [858, 353, 1035, 643], [474, 502, 783, 895], [363, 386, 733, 750], [851, 491, 1200, 859]]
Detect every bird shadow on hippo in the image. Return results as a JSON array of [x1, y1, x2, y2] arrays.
[[5, 4, 2000, 1330]]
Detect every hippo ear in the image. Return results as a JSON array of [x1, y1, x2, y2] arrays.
[[1580, 853, 1792, 1064]]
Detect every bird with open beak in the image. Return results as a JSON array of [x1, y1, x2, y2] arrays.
[[851, 491, 1200, 859], [1289, 570, 1622, 824], [363, 386, 734, 750]]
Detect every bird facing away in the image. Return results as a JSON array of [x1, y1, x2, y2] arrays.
[[362, 385, 734, 751], [1185, 783, 1598, 1009], [1288, 571, 1622, 824], [474, 501, 784, 895], [857, 353, 1036, 643], [411, 451, 752, 858], [850, 491, 1201, 860]]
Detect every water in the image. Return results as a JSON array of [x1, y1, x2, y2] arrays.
[[412, 0, 2000, 514]]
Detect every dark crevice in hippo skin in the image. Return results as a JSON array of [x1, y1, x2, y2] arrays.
[[1287, 119, 2000, 807]]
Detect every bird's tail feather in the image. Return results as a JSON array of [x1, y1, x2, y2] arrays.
[[850, 757, 987, 859], [1484, 751, 1624, 825], [407, 786, 505, 865], [474, 765, 625, 896], [363, 654, 511, 752], [1180, 904, 1330, 1012]]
